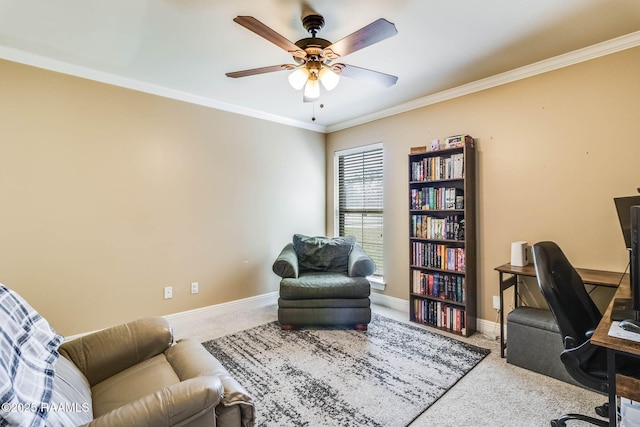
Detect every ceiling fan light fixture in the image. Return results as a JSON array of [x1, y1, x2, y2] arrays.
[[227, 14, 399, 106], [319, 67, 340, 91], [303, 76, 320, 100], [288, 67, 310, 90]]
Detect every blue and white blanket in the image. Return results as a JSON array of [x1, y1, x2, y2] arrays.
[[0, 284, 63, 427]]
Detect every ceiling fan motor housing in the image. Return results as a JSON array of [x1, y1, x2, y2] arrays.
[[294, 37, 331, 65], [294, 38, 331, 52], [302, 14, 325, 36]]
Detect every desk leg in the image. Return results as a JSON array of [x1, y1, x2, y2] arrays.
[[607, 349, 617, 427], [499, 273, 519, 358], [499, 272, 505, 358]]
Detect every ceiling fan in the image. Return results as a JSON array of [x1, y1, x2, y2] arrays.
[[225, 12, 398, 102]]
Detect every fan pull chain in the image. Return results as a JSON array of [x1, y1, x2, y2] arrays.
[[311, 103, 324, 122]]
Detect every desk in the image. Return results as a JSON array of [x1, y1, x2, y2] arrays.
[[592, 282, 640, 427], [495, 263, 626, 358]]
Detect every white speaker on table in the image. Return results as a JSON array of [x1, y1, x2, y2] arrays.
[[510, 241, 530, 267]]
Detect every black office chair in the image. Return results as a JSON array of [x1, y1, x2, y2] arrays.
[[532, 241, 609, 427]]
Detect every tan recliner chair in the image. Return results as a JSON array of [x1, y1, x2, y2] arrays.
[[56, 317, 254, 427]]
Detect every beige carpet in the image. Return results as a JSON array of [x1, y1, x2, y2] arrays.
[[172, 304, 606, 427]]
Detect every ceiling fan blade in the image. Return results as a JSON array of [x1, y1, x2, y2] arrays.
[[323, 18, 397, 60], [337, 64, 398, 87], [233, 16, 306, 58], [226, 64, 296, 78]]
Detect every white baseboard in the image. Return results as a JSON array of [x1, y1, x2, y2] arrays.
[[476, 317, 503, 340], [66, 291, 502, 342], [370, 292, 410, 313], [164, 291, 278, 323], [64, 291, 279, 341]]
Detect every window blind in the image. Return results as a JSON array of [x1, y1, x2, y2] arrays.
[[337, 146, 384, 276]]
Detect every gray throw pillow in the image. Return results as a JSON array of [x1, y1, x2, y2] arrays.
[[293, 234, 355, 273]]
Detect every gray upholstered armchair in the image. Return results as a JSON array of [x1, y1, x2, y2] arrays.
[[272, 234, 376, 330]]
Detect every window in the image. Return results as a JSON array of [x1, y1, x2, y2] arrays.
[[335, 144, 384, 280]]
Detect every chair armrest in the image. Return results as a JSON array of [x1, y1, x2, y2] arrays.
[[560, 338, 607, 392], [59, 317, 173, 386], [168, 339, 254, 406], [168, 339, 255, 425], [83, 377, 223, 427], [563, 335, 579, 349], [272, 243, 299, 278], [348, 244, 376, 277]]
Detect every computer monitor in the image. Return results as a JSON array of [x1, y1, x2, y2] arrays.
[[614, 196, 640, 249], [611, 201, 640, 321], [631, 205, 640, 314]]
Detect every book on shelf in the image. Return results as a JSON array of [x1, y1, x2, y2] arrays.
[[444, 134, 473, 149], [410, 187, 463, 210], [413, 298, 466, 334], [412, 270, 465, 302], [410, 153, 465, 182], [410, 214, 464, 240], [411, 242, 465, 272]]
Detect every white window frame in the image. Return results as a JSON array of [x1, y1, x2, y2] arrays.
[[334, 143, 385, 290]]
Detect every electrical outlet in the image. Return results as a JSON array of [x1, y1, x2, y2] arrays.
[[492, 295, 501, 311], [164, 286, 173, 299], [191, 282, 199, 294]]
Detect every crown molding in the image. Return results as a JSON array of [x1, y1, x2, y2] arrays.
[[326, 30, 640, 133], [0, 46, 327, 133], [2, 30, 638, 135]]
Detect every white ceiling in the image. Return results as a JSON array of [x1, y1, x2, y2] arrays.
[[1, 0, 639, 132]]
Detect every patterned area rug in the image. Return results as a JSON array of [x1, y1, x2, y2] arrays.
[[202, 314, 489, 427]]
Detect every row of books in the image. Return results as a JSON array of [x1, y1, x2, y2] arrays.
[[413, 299, 466, 334], [411, 214, 465, 240], [410, 153, 464, 182], [411, 242, 466, 272], [410, 187, 464, 211], [411, 270, 466, 303]]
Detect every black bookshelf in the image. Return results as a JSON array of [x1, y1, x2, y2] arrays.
[[408, 137, 476, 336]]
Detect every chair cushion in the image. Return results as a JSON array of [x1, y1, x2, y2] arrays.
[[278, 307, 372, 326], [91, 353, 180, 417], [280, 272, 371, 299], [293, 234, 355, 274], [507, 306, 560, 333], [278, 298, 371, 308]]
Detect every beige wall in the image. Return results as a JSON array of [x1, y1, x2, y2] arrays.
[[3, 46, 638, 335], [326, 47, 640, 323], [0, 60, 326, 335]]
